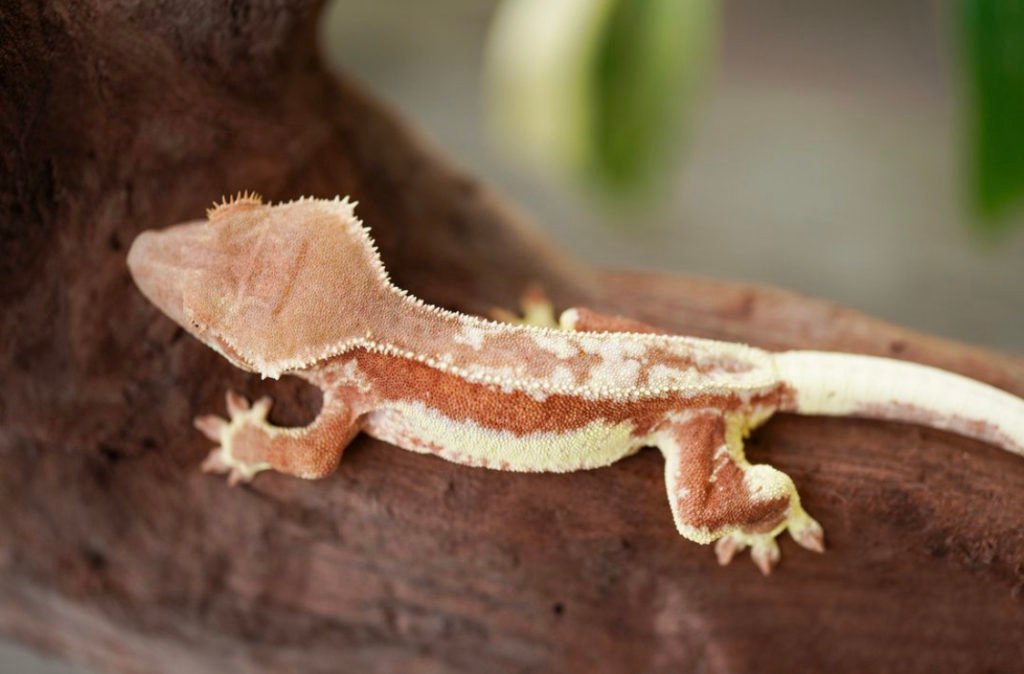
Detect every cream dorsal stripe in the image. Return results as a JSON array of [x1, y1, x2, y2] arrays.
[[126, 193, 1024, 574]]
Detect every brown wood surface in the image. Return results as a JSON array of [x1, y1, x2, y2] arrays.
[[1, 2, 1022, 672]]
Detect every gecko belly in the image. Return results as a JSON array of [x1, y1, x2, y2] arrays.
[[361, 401, 644, 473]]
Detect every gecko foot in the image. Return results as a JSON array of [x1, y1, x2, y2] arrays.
[[490, 283, 559, 327], [194, 390, 274, 485], [714, 506, 825, 575]]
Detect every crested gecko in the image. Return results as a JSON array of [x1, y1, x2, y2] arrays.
[[127, 193, 1024, 574]]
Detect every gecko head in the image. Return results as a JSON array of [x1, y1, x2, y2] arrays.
[[127, 193, 393, 377]]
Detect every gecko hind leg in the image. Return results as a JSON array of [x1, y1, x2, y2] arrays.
[[500, 288, 822, 571], [490, 283, 559, 327], [493, 285, 665, 334], [195, 390, 359, 484], [657, 409, 824, 574]]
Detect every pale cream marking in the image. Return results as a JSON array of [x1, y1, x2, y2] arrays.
[[530, 331, 578, 359], [775, 350, 1024, 456], [740, 465, 791, 503], [645, 363, 706, 390], [323, 358, 373, 394], [452, 322, 489, 350], [363, 400, 644, 473], [708, 447, 730, 484], [576, 333, 648, 358], [590, 355, 642, 390], [575, 334, 660, 391], [550, 365, 576, 390], [655, 431, 715, 544]]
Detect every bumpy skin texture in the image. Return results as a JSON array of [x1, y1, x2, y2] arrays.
[[127, 195, 1024, 574]]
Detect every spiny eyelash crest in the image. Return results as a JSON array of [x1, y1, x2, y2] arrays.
[[206, 190, 265, 219]]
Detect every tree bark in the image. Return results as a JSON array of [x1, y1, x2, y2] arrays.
[[1, 2, 1021, 673]]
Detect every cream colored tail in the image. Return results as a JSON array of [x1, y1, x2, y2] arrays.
[[773, 350, 1024, 457]]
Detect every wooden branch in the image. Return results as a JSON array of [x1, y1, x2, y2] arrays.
[[1, 2, 1021, 672]]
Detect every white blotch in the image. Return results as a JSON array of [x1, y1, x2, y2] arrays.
[[550, 365, 576, 390], [743, 464, 788, 501], [453, 323, 489, 350], [531, 332, 577, 359], [591, 357, 642, 389], [646, 364, 698, 389], [575, 336, 649, 390], [329, 358, 372, 393]]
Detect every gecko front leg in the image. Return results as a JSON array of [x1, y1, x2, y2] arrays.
[[195, 388, 361, 484], [654, 409, 823, 573]]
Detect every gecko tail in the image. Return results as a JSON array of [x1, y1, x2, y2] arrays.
[[773, 350, 1024, 457]]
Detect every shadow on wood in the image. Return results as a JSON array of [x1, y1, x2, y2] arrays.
[[1, 1, 1022, 672]]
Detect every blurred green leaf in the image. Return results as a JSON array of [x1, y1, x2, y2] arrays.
[[961, 0, 1024, 233], [484, 0, 717, 204], [589, 0, 714, 196]]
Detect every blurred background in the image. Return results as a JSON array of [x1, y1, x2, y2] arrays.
[[4, 0, 1022, 671], [321, 0, 1023, 351]]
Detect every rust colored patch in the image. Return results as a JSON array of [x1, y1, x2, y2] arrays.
[[343, 350, 786, 438], [667, 413, 789, 534]]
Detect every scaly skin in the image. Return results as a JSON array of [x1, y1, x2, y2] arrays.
[[127, 193, 1024, 574]]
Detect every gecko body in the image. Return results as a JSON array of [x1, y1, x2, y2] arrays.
[[127, 194, 1024, 573]]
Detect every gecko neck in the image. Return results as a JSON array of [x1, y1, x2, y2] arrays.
[[368, 283, 525, 359]]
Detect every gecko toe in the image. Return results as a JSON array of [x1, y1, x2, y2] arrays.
[[194, 415, 227, 441], [787, 508, 826, 553], [715, 510, 816, 573], [714, 534, 745, 565], [751, 537, 781, 575], [201, 448, 230, 474], [226, 390, 250, 416], [227, 467, 250, 486], [790, 517, 825, 553], [251, 395, 272, 419], [715, 531, 782, 574]]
